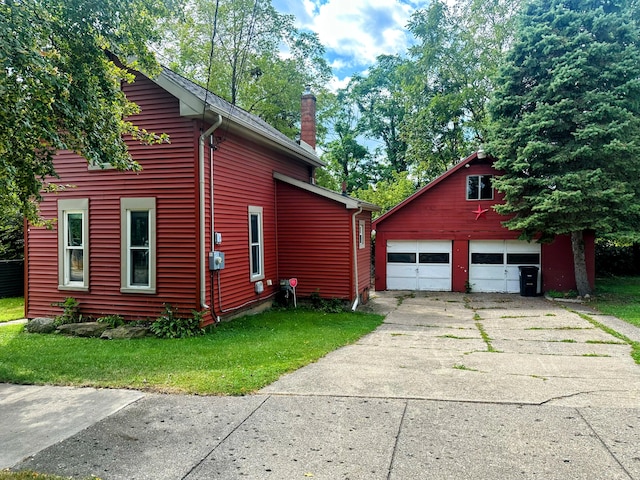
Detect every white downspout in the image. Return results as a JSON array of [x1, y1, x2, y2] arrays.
[[199, 113, 223, 309], [351, 206, 363, 311]]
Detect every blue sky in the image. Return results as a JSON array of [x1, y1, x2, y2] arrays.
[[272, 0, 432, 89]]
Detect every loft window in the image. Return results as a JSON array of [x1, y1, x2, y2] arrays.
[[58, 199, 89, 291], [249, 206, 264, 281], [359, 220, 365, 249], [467, 175, 493, 200], [121, 198, 156, 294]]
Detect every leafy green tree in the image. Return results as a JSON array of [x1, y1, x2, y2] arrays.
[[488, 0, 640, 295], [159, 0, 331, 137], [1, 0, 171, 223], [353, 171, 417, 219], [317, 91, 380, 194], [404, 0, 520, 180], [348, 55, 410, 175]]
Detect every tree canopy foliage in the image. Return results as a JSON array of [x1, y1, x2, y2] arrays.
[[159, 0, 331, 138], [488, 0, 640, 294], [0, 0, 171, 223]]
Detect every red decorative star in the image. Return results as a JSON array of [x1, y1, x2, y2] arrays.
[[473, 205, 489, 220]]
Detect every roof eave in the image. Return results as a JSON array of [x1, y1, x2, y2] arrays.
[[274, 172, 381, 211], [153, 70, 324, 169]]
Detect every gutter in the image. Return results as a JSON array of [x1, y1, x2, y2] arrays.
[[199, 113, 223, 309], [351, 207, 363, 311]]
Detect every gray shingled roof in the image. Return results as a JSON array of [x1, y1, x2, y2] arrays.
[[158, 67, 322, 166]]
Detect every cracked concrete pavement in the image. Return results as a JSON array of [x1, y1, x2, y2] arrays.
[[4, 292, 640, 479]]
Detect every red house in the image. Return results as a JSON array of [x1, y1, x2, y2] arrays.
[[373, 152, 595, 294], [25, 67, 378, 324]]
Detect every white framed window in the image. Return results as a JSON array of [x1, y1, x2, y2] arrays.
[[467, 175, 494, 200], [248, 206, 264, 281], [359, 220, 365, 249], [58, 199, 89, 291], [121, 198, 156, 294]]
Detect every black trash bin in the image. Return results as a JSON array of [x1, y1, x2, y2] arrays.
[[518, 266, 539, 297]]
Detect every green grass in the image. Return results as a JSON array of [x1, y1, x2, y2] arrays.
[[0, 297, 24, 322], [0, 471, 91, 480], [592, 277, 640, 328], [0, 309, 383, 395]]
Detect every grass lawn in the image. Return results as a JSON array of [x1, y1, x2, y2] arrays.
[[0, 308, 383, 395], [593, 277, 640, 328], [0, 297, 24, 323]]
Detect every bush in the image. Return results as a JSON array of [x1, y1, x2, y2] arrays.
[[97, 314, 125, 328], [150, 304, 205, 339], [595, 240, 640, 277], [52, 297, 82, 326]]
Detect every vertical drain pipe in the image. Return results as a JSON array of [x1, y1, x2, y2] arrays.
[[199, 113, 223, 309], [351, 207, 363, 311]]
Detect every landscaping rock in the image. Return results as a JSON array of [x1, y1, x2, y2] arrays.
[[57, 322, 109, 337], [101, 326, 150, 340], [25, 317, 56, 334]]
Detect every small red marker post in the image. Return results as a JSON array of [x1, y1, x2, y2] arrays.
[[289, 278, 298, 307]]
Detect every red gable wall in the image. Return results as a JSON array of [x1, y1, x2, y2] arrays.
[[373, 156, 595, 293]]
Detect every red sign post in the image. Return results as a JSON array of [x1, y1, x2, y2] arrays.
[[289, 278, 298, 307]]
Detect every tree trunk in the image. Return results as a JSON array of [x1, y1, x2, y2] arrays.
[[571, 230, 591, 296]]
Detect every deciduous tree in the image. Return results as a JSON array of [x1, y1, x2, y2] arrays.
[[159, 0, 331, 138], [1, 0, 171, 223]]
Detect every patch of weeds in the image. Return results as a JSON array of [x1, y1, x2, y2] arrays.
[[559, 339, 577, 343], [396, 293, 415, 306], [309, 291, 348, 313], [52, 297, 83, 326], [439, 334, 476, 340], [531, 374, 548, 381], [545, 313, 557, 317], [585, 340, 626, 345], [573, 310, 640, 365], [390, 333, 410, 337], [97, 314, 125, 328], [547, 290, 579, 299], [582, 353, 611, 357], [473, 313, 498, 352], [453, 364, 479, 372], [149, 304, 205, 339], [500, 315, 531, 319]]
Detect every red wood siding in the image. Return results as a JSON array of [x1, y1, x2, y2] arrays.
[[373, 159, 595, 293], [207, 133, 311, 317], [356, 211, 373, 301], [275, 181, 353, 300], [27, 74, 201, 320], [25, 68, 337, 322]]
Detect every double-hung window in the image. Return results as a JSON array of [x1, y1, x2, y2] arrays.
[[58, 199, 89, 291], [121, 198, 156, 293], [467, 175, 494, 200], [248, 206, 264, 281], [359, 220, 365, 249]]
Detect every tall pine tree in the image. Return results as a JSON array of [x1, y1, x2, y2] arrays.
[[488, 0, 640, 295]]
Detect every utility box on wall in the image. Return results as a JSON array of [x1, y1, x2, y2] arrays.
[[209, 251, 225, 270]]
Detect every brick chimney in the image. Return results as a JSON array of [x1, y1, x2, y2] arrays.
[[300, 86, 316, 150]]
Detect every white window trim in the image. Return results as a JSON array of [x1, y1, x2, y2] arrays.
[[466, 174, 494, 201], [58, 198, 89, 291], [359, 220, 365, 249], [120, 198, 156, 294], [248, 206, 265, 282]]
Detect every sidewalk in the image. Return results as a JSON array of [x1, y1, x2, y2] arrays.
[[4, 293, 640, 479]]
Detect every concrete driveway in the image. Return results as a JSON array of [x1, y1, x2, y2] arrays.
[[6, 292, 640, 479], [263, 292, 640, 407]]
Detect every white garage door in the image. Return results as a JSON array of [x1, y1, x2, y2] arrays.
[[387, 240, 452, 291], [469, 240, 541, 293]]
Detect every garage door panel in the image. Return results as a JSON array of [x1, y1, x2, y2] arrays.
[[469, 240, 541, 293], [387, 240, 452, 291]]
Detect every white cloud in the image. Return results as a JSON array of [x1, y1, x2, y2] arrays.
[[304, 0, 418, 65]]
